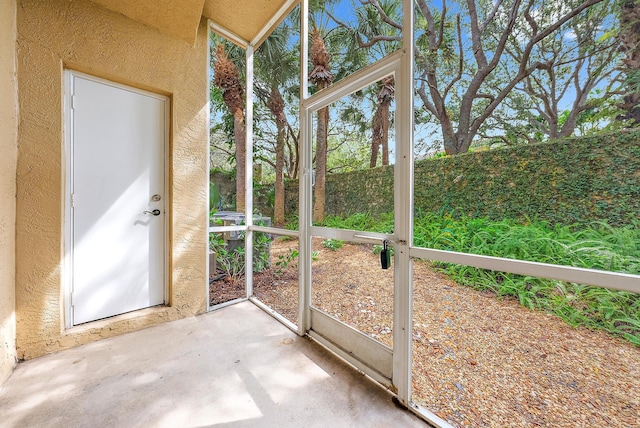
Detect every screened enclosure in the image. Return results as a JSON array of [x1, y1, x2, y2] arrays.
[[208, 0, 640, 426]]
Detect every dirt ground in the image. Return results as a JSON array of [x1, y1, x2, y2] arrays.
[[213, 237, 640, 427]]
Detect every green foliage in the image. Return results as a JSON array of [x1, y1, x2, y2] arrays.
[[287, 130, 640, 228], [411, 211, 640, 346], [317, 210, 640, 346], [413, 212, 640, 271], [209, 228, 273, 280], [415, 131, 640, 227], [273, 245, 319, 275], [209, 184, 220, 212], [209, 234, 246, 282], [322, 212, 394, 233], [283, 214, 299, 230], [275, 248, 299, 275], [322, 239, 344, 251], [253, 231, 272, 273], [325, 132, 372, 173], [208, 211, 226, 227]]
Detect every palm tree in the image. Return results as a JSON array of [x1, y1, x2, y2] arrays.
[[328, 0, 400, 167], [213, 44, 246, 211], [310, 29, 333, 223], [255, 25, 299, 227], [266, 86, 288, 226], [347, 10, 398, 169], [371, 76, 394, 167]]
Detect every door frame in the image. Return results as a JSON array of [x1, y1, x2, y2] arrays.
[[306, 227, 396, 386], [299, 52, 404, 386], [63, 70, 170, 329]]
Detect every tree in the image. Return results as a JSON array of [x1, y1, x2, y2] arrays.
[[310, 29, 334, 223], [371, 76, 394, 167], [328, 0, 400, 166], [329, 0, 608, 154], [497, 0, 620, 141], [267, 86, 287, 226], [618, 0, 640, 124], [255, 25, 299, 226], [412, 0, 606, 155], [213, 44, 246, 211]]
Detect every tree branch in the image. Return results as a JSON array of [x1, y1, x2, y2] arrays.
[[469, 0, 606, 142], [443, 15, 463, 100], [480, 0, 505, 33], [359, 0, 402, 29], [356, 33, 402, 48]]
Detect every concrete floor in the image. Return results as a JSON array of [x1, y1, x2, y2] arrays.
[[0, 301, 428, 427]]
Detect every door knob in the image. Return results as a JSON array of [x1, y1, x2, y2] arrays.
[[144, 209, 161, 216]]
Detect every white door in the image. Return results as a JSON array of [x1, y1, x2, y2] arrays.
[[66, 72, 167, 326]]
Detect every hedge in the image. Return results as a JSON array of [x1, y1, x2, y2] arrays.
[[285, 130, 640, 227]]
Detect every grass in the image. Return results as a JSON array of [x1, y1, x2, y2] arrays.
[[319, 211, 640, 346]]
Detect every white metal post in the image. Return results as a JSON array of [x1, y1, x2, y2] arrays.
[[206, 24, 213, 311], [298, 0, 311, 335], [393, 0, 415, 407], [245, 44, 255, 298]]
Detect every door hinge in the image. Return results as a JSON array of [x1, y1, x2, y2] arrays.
[[71, 95, 77, 109], [70, 193, 75, 208]]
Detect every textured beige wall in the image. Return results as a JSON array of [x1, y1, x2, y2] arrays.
[[16, 0, 208, 359], [90, 0, 205, 44], [0, 0, 18, 383]]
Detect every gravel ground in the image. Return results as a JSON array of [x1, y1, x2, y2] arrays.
[[219, 237, 640, 427]]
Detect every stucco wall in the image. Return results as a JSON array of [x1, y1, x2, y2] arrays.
[[16, 0, 209, 359], [0, 0, 18, 383]]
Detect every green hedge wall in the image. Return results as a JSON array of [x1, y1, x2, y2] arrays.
[[210, 170, 275, 217], [286, 130, 640, 227], [283, 166, 395, 218]]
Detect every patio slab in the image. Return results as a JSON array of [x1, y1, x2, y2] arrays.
[[0, 301, 428, 427]]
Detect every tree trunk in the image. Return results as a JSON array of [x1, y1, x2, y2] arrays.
[[381, 103, 390, 166], [274, 130, 285, 226], [267, 86, 287, 227], [370, 107, 381, 168], [371, 100, 391, 167], [371, 76, 394, 166], [313, 105, 329, 223], [234, 109, 246, 212], [441, 114, 459, 155], [309, 30, 333, 223], [619, 0, 640, 124], [213, 44, 246, 212]]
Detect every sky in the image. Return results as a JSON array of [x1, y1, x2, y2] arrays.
[[210, 0, 622, 168]]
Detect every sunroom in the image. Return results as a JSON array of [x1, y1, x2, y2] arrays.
[[1, 0, 639, 426]]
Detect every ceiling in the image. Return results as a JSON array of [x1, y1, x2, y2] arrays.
[[88, 0, 297, 46]]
